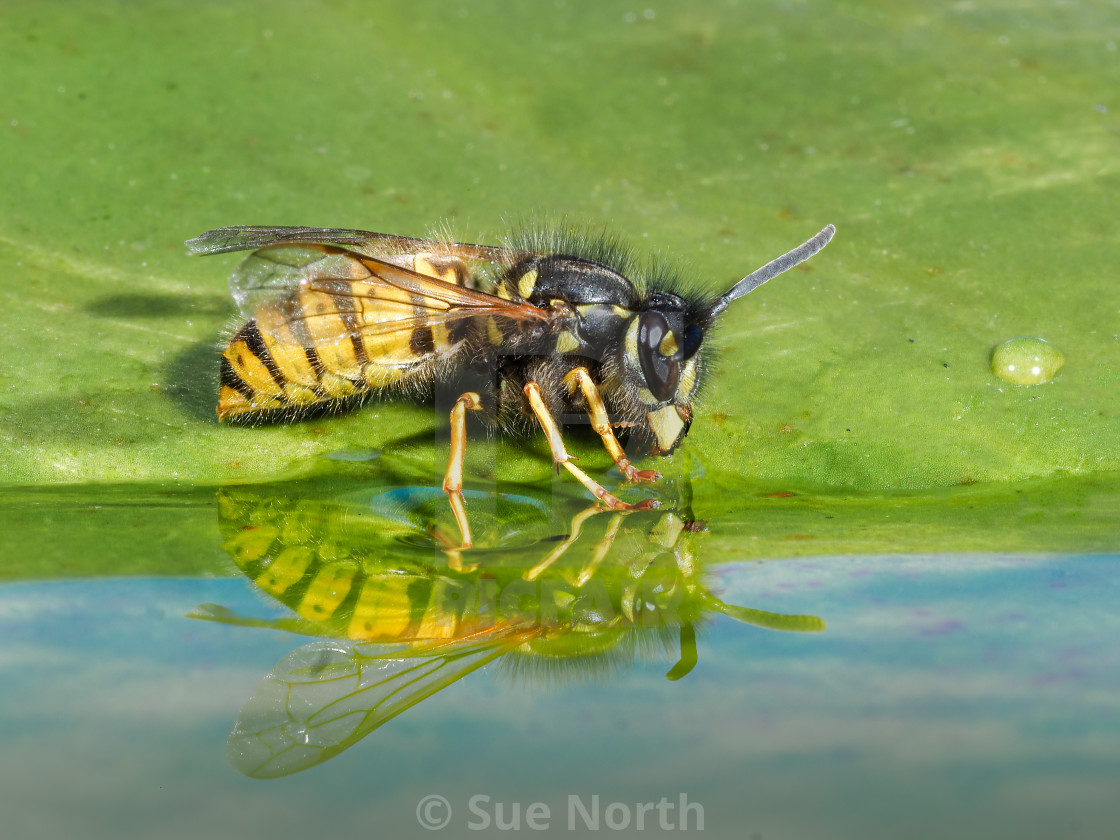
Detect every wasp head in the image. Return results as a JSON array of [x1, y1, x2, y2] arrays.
[[619, 224, 835, 456], [620, 291, 708, 455]]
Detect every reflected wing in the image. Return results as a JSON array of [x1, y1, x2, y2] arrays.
[[186, 224, 524, 263], [220, 241, 547, 349], [227, 636, 525, 778]]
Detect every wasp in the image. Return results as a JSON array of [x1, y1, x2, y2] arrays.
[[187, 222, 835, 547]]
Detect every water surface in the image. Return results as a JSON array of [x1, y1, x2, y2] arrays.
[[2, 475, 1117, 839]]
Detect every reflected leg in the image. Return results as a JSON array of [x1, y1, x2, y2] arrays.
[[525, 504, 602, 582], [575, 511, 625, 586], [442, 391, 484, 549]]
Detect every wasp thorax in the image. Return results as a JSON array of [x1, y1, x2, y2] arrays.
[[512, 255, 640, 308]]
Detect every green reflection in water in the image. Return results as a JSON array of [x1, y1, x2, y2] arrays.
[[4, 458, 1120, 584], [192, 466, 823, 778]]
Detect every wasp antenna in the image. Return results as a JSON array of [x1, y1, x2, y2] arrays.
[[707, 224, 835, 320]]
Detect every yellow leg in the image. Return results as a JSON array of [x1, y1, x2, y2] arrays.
[[564, 367, 660, 483], [524, 382, 659, 512], [442, 392, 484, 549]]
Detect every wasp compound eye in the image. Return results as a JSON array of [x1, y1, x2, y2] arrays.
[[681, 324, 703, 360], [638, 311, 680, 401]]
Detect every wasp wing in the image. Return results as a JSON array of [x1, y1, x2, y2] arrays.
[[221, 242, 547, 351], [227, 637, 517, 778], [187, 225, 522, 263]]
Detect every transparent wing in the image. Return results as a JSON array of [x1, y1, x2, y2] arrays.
[[186, 224, 523, 263], [222, 242, 548, 348], [227, 636, 524, 778]]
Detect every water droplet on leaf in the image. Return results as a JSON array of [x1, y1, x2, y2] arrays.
[[991, 337, 1064, 385]]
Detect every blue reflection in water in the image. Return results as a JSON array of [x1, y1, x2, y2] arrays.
[[1, 556, 1118, 840]]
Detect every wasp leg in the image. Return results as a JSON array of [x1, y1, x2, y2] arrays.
[[524, 382, 660, 512], [424, 523, 478, 573], [563, 367, 661, 483], [442, 391, 484, 549], [665, 622, 698, 681]]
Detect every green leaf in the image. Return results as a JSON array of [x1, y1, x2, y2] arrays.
[[1, 0, 1118, 495]]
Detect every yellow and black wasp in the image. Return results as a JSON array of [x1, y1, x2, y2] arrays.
[[187, 222, 835, 547]]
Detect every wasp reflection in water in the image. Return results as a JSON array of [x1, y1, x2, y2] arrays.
[[192, 483, 824, 778]]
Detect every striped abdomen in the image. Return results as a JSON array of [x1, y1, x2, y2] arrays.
[[218, 253, 480, 419]]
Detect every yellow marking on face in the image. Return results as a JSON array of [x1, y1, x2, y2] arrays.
[[611, 305, 631, 318], [556, 330, 581, 353], [648, 404, 686, 453], [257, 546, 315, 596], [300, 561, 358, 620], [677, 357, 699, 399], [348, 576, 414, 640], [623, 318, 659, 404], [659, 331, 679, 357], [517, 269, 538, 299], [624, 315, 640, 360]]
